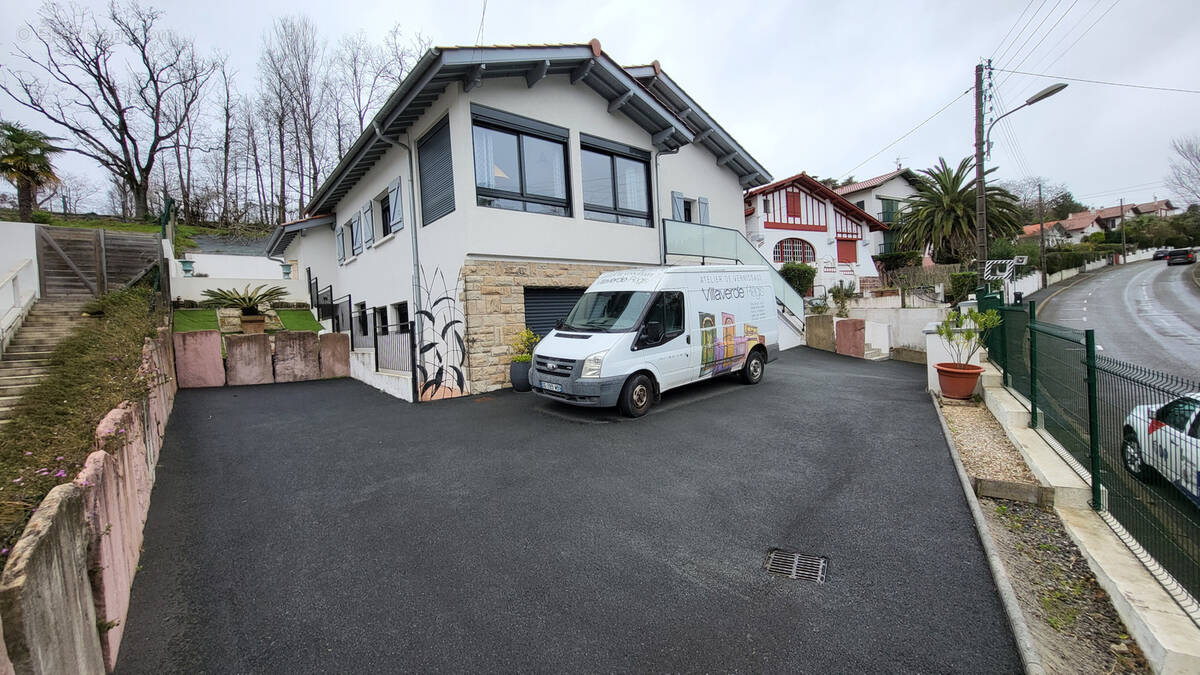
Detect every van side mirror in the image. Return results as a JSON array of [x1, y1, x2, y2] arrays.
[[643, 321, 664, 344]]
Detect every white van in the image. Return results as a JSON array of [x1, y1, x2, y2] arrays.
[[529, 265, 779, 417]]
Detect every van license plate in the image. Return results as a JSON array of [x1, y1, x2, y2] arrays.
[[542, 382, 563, 393]]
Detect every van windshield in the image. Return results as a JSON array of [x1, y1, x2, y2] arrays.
[[561, 291, 651, 332]]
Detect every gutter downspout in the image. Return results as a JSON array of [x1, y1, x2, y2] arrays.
[[373, 122, 425, 370], [654, 147, 680, 266]]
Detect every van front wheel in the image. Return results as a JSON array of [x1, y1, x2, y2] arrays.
[[741, 350, 765, 384], [618, 374, 654, 418]]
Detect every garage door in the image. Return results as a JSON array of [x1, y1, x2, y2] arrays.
[[524, 287, 586, 337]]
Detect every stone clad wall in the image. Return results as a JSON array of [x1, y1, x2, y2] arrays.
[[459, 260, 630, 393]]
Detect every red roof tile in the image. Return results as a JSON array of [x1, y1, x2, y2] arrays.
[[833, 169, 917, 195], [744, 171, 888, 231]]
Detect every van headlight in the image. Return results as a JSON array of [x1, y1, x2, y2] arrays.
[[580, 350, 608, 378]]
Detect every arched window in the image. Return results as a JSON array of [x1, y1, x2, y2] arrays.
[[773, 238, 816, 263]]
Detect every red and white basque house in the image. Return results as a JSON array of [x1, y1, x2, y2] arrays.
[[743, 172, 888, 292]]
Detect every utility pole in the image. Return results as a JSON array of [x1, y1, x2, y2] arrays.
[[1038, 182, 1047, 289], [974, 62, 988, 274], [1119, 197, 1127, 264]]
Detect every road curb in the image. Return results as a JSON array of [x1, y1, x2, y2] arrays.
[[929, 393, 1045, 675], [1031, 271, 1092, 314]]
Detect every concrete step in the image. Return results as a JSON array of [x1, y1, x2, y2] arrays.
[[0, 383, 39, 397], [1, 350, 55, 361], [0, 365, 51, 377], [862, 348, 890, 362], [0, 373, 48, 386]]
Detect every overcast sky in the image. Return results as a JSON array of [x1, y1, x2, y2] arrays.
[[3, 0, 1198, 213]]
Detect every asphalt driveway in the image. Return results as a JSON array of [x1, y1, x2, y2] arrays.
[[118, 348, 1020, 673]]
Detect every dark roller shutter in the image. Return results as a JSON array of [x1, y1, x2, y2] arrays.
[[418, 117, 454, 225], [523, 287, 586, 338]]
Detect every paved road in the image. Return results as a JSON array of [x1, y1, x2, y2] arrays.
[[1036, 260, 1200, 377], [118, 349, 1019, 673]]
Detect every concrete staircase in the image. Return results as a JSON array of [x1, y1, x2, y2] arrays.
[[38, 226, 160, 297], [0, 297, 94, 424]]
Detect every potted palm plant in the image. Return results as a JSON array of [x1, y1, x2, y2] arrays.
[[933, 307, 1001, 399], [201, 284, 289, 334], [509, 328, 540, 392]]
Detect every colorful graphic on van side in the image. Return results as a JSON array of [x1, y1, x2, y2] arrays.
[[699, 312, 752, 377], [699, 312, 716, 377]]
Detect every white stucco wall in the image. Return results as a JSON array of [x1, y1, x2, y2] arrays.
[[294, 71, 752, 325], [745, 192, 880, 293], [179, 253, 287, 279], [0, 221, 38, 298], [172, 277, 309, 303], [838, 175, 917, 256]]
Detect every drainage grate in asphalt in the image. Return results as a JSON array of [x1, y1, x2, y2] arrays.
[[765, 548, 827, 583]]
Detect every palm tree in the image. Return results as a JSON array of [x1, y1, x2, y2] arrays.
[[895, 156, 1023, 264], [0, 121, 62, 222]]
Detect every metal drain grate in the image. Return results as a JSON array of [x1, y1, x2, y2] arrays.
[[765, 548, 827, 583]]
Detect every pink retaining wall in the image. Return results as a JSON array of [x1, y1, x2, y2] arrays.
[[173, 330, 224, 388], [0, 322, 176, 673], [835, 319, 866, 359]]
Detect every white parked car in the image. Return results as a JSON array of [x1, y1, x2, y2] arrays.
[[1122, 393, 1200, 506]]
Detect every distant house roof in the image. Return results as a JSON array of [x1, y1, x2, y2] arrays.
[[1020, 222, 1067, 238], [264, 214, 335, 257], [1134, 199, 1175, 214], [305, 41, 769, 217], [833, 169, 919, 196], [744, 171, 888, 231]]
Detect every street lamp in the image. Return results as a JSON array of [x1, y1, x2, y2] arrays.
[[974, 70, 1068, 271]]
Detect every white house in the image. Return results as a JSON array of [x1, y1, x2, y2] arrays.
[[834, 168, 920, 256], [743, 172, 888, 295], [265, 41, 773, 400]]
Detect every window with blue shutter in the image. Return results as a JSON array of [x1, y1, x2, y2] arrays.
[[335, 227, 345, 263], [386, 178, 403, 234], [351, 215, 363, 255], [418, 117, 455, 225], [671, 191, 684, 220], [698, 197, 709, 225], [361, 203, 374, 246]]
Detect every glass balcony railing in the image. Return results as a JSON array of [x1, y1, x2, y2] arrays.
[[662, 219, 807, 330]]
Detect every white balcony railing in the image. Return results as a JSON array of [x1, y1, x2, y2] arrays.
[[1, 258, 39, 355], [662, 219, 807, 331]]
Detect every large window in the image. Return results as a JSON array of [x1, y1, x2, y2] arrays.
[[773, 237, 816, 263], [581, 135, 651, 227], [472, 105, 569, 217], [418, 117, 454, 225]]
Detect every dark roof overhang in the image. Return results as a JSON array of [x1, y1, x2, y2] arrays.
[[307, 42, 700, 215], [264, 214, 336, 258], [625, 63, 772, 188]]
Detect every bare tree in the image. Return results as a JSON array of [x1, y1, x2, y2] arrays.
[[2, 1, 217, 220], [1166, 136, 1200, 206], [271, 16, 329, 214]]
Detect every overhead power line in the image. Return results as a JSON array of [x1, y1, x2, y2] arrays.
[[839, 87, 972, 178], [990, 0, 1039, 61], [994, 69, 1200, 94], [996, 0, 1064, 72], [1040, 0, 1121, 73], [999, 0, 1082, 89], [1014, 0, 1111, 98], [994, 0, 1051, 67]]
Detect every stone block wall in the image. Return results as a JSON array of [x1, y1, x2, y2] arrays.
[[458, 260, 630, 393]]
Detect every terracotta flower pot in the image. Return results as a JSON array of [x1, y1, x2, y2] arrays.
[[934, 362, 984, 400]]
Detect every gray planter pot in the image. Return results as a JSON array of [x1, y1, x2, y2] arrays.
[[510, 360, 532, 392]]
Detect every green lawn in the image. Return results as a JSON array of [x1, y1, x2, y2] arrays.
[[277, 309, 323, 333], [0, 208, 267, 255], [173, 309, 219, 332]]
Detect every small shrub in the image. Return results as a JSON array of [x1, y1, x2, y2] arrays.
[[779, 262, 817, 296], [511, 328, 540, 363], [201, 284, 288, 316], [829, 281, 857, 318], [935, 308, 1001, 366], [871, 250, 923, 273], [29, 212, 53, 224], [949, 272, 978, 304]]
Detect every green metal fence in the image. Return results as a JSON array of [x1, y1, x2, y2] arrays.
[[980, 292, 1200, 612]]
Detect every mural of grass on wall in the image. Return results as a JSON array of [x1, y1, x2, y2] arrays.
[[416, 266, 467, 400]]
